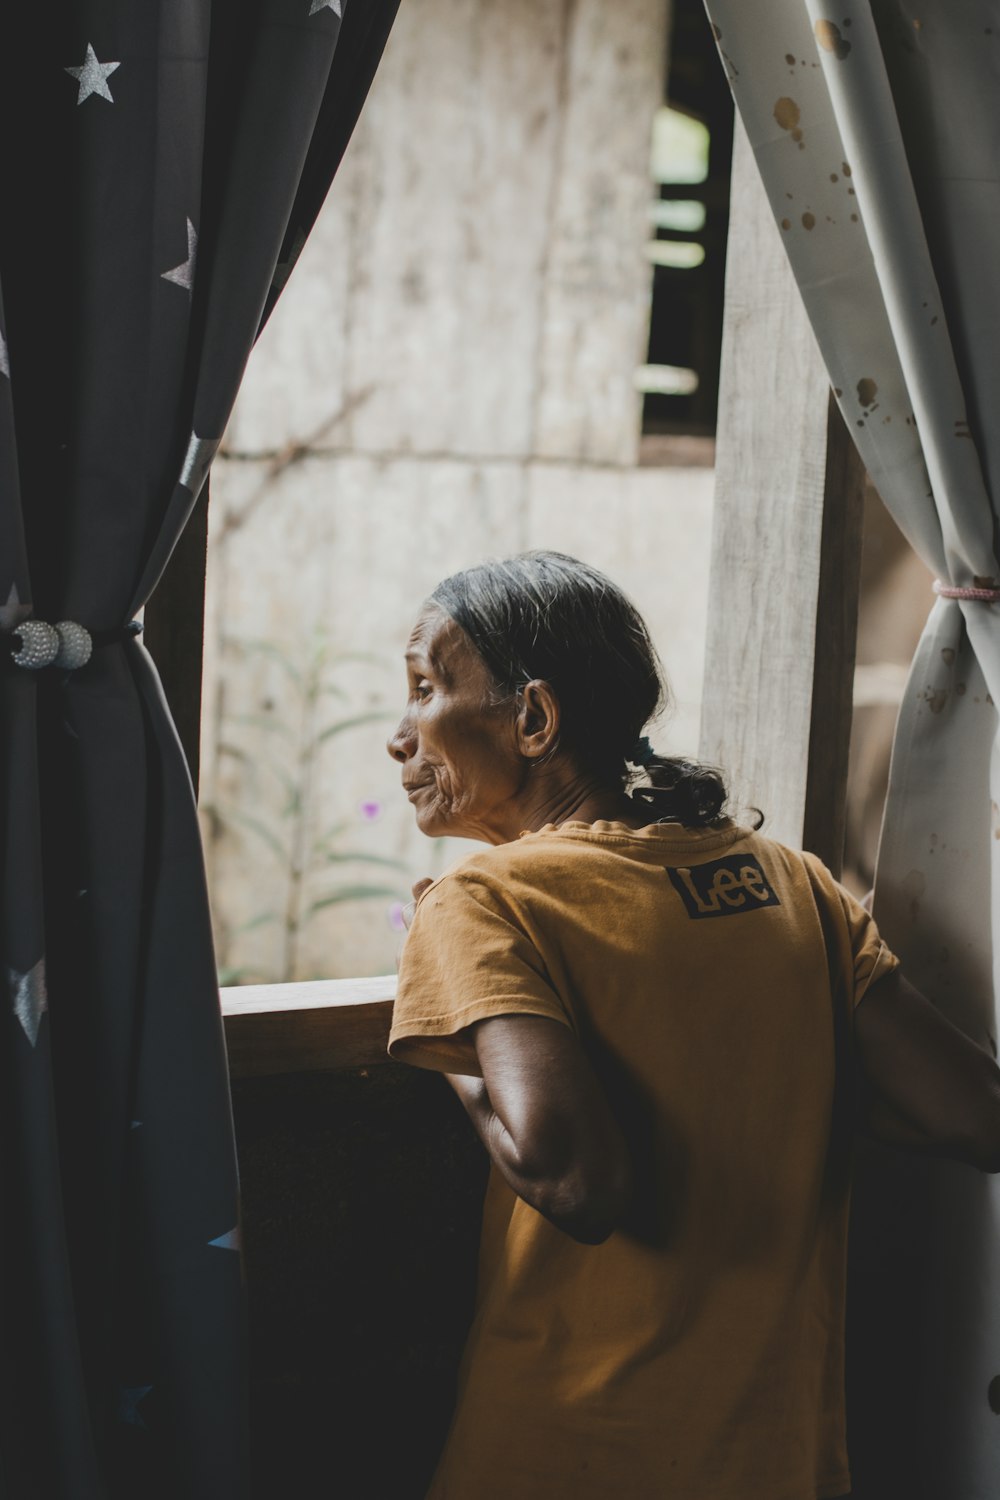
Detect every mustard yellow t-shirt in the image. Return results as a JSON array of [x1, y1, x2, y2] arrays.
[[389, 820, 898, 1500]]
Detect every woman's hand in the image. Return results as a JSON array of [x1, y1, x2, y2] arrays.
[[402, 878, 434, 930], [856, 969, 1000, 1170]]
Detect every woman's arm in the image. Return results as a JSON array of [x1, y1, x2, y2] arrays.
[[446, 1015, 632, 1245], [855, 969, 1000, 1171]]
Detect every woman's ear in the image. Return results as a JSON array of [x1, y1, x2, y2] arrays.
[[516, 680, 560, 761]]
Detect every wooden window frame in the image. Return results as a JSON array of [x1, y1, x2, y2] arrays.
[[147, 120, 864, 1082], [221, 975, 395, 1077]]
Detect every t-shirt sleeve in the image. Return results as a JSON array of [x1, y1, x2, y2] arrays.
[[388, 868, 572, 1075], [802, 853, 900, 1008], [834, 883, 900, 1006]]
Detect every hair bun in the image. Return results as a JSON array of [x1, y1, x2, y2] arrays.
[[631, 754, 728, 828]]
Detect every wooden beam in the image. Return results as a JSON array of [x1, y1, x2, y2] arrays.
[[143, 484, 210, 792], [699, 121, 864, 875], [222, 975, 396, 1077], [802, 396, 866, 873]]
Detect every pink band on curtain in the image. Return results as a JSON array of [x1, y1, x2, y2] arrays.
[[933, 579, 1000, 603]]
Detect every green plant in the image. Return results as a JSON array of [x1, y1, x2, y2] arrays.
[[205, 633, 407, 982]]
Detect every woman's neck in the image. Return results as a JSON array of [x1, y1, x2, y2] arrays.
[[491, 772, 649, 843]]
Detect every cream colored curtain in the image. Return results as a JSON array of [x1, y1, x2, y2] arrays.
[[703, 3, 1000, 1495]]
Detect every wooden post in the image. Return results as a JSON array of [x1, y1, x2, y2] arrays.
[[699, 122, 864, 876], [142, 485, 210, 793], [802, 396, 866, 873]]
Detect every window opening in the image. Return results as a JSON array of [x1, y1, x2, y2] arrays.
[[639, 0, 733, 439], [200, 0, 717, 987]]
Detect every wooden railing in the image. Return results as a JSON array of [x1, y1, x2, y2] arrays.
[[221, 975, 396, 1077]]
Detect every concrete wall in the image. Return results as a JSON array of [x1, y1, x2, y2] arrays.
[[199, 0, 717, 984], [223, 0, 669, 468]]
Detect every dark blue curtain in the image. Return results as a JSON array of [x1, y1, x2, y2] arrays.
[[0, 1, 399, 1494]]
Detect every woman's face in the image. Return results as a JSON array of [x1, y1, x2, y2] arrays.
[[387, 606, 525, 842]]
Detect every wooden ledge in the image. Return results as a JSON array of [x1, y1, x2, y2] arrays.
[[637, 433, 716, 468], [222, 975, 397, 1078]]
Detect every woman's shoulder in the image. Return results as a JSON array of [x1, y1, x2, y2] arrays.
[[413, 831, 599, 918], [423, 825, 843, 905], [428, 834, 568, 892]]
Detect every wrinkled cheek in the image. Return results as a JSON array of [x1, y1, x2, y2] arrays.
[[414, 768, 454, 829], [429, 766, 459, 816]]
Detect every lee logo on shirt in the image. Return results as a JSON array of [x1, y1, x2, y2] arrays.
[[666, 854, 780, 919]]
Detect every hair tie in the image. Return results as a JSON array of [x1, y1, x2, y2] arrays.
[[628, 735, 656, 766]]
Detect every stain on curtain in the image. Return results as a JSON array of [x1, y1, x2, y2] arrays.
[[703, 4, 1000, 1496]]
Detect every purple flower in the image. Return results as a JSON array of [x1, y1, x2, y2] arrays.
[[359, 799, 382, 822], [388, 901, 407, 932]]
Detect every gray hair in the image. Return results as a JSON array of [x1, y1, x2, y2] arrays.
[[430, 551, 730, 827]]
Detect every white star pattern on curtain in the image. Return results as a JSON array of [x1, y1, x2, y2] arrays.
[[117, 1386, 153, 1428], [310, 0, 343, 16], [7, 959, 48, 1048], [0, 0, 399, 1489], [178, 432, 220, 496], [161, 218, 198, 294], [208, 1226, 241, 1252], [0, 583, 30, 631], [64, 44, 121, 106]]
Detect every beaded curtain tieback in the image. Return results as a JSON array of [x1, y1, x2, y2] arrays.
[[3, 618, 142, 673]]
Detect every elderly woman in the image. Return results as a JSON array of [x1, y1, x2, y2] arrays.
[[386, 551, 1000, 1500]]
